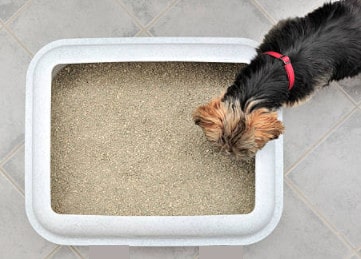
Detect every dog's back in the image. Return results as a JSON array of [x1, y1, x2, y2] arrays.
[[319, 0, 361, 80], [193, 0, 361, 160], [259, 0, 361, 82]]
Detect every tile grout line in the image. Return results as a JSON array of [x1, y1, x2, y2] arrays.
[[0, 142, 25, 198], [0, 142, 24, 167], [285, 107, 358, 175], [134, 29, 144, 36], [194, 252, 199, 259], [143, 29, 153, 37], [334, 82, 360, 107], [0, 148, 76, 259], [133, 28, 145, 37], [0, 2, 356, 258], [43, 245, 61, 259], [3, 0, 34, 59], [285, 178, 358, 253], [356, 244, 361, 254], [143, 0, 181, 31], [147, 29, 155, 37], [249, 0, 277, 25], [114, 0, 147, 32], [3, 0, 33, 26], [3, 25, 34, 57], [0, 167, 25, 196], [134, 29, 149, 37], [0, 0, 29, 54], [69, 246, 85, 259], [284, 106, 355, 175]]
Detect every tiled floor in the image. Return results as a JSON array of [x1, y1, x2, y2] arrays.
[[0, 0, 360, 258]]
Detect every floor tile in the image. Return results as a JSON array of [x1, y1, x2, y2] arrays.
[[135, 30, 150, 37], [256, 0, 325, 21], [199, 246, 242, 259], [283, 84, 354, 171], [2, 145, 24, 191], [337, 75, 361, 104], [0, 1, 360, 256], [0, 173, 57, 258], [130, 247, 198, 259], [49, 247, 79, 259], [121, 0, 171, 27], [74, 246, 89, 259], [0, 0, 27, 22], [288, 110, 361, 247], [243, 185, 351, 259], [8, 0, 140, 53], [149, 0, 272, 42], [90, 246, 128, 259], [0, 30, 30, 161]]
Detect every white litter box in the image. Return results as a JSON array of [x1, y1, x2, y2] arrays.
[[25, 37, 283, 246]]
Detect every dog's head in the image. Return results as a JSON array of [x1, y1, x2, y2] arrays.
[[192, 97, 284, 159]]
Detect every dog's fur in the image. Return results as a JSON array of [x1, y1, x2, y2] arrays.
[[193, 0, 361, 160]]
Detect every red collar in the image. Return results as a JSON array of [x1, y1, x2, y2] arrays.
[[263, 51, 295, 90]]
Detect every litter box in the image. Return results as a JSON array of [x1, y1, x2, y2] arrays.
[[25, 37, 283, 246]]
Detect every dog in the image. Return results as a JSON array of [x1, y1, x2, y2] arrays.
[[193, 0, 361, 160]]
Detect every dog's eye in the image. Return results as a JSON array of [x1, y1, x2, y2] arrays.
[[194, 119, 201, 125]]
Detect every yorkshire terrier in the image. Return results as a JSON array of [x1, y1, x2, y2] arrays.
[[193, 0, 361, 160]]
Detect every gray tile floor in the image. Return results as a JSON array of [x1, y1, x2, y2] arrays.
[[0, 0, 360, 258]]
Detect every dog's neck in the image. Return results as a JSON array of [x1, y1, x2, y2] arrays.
[[223, 55, 290, 113]]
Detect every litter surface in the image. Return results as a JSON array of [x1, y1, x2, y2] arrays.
[[51, 62, 255, 216]]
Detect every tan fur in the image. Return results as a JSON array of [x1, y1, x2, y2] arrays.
[[245, 108, 284, 149], [244, 98, 265, 114], [193, 98, 284, 160], [192, 97, 226, 143]]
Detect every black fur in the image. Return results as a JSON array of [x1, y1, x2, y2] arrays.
[[223, 0, 361, 111]]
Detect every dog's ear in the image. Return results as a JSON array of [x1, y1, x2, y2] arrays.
[[245, 108, 284, 149], [192, 98, 225, 143]]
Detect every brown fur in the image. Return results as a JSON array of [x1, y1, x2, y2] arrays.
[[193, 0, 361, 159], [192, 97, 226, 143], [246, 108, 284, 149], [193, 96, 284, 160]]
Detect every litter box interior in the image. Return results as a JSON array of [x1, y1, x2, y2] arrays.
[[50, 61, 256, 216]]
